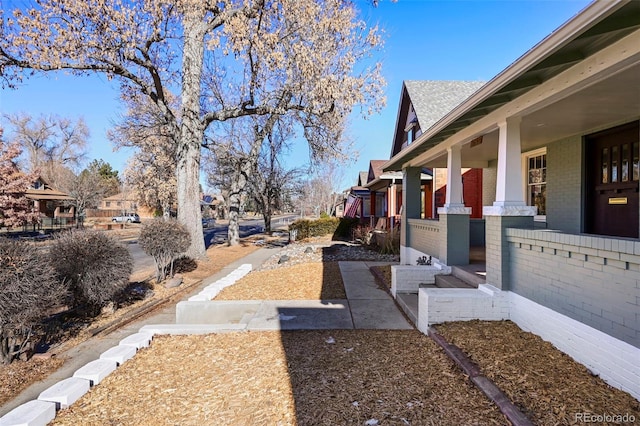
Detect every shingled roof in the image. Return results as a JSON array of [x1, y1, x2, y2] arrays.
[[404, 81, 485, 132], [389, 80, 485, 160]]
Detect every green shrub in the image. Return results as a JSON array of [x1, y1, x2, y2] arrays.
[[289, 217, 340, 240], [0, 238, 67, 364], [333, 217, 360, 240], [50, 229, 133, 312], [138, 218, 191, 282]]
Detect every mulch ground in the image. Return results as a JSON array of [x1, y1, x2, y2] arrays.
[[0, 234, 264, 408], [216, 262, 346, 300], [435, 320, 640, 425], [52, 331, 508, 426]]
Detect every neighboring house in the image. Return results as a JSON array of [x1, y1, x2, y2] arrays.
[[364, 160, 432, 230], [385, 1, 640, 399], [365, 81, 485, 230], [93, 192, 155, 220], [201, 193, 224, 219], [343, 171, 372, 220], [25, 177, 75, 223], [99, 192, 138, 213]]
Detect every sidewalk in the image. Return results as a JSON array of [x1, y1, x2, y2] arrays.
[[0, 246, 409, 417]]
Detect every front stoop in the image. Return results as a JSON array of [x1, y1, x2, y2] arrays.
[[390, 264, 451, 297], [417, 285, 509, 334]]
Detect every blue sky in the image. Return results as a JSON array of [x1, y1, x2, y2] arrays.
[[1, 0, 592, 190]]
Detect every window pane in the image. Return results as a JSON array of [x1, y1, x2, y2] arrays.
[[602, 148, 608, 183], [530, 184, 546, 215], [634, 142, 639, 181], [622, 144, 629, 182], [612, 146, 618, 182]]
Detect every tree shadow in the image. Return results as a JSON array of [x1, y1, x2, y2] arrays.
[[272, 236, 407, 424]]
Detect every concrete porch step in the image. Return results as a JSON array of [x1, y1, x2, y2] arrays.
[[396, 293, 418, 325], [434, 274, 477, 289], [451, 265, 486, 287]]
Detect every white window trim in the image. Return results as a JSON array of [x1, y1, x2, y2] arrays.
[[522, 147, 547, 222]]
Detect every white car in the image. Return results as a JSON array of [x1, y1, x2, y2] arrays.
[[111, 213, 141, 223]]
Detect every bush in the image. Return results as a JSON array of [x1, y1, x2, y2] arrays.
[[138, 218, 191, 282], [376, 227, 400, 255], [289, 217, 340, 240], [0, 238, 67, 364], [333, 217, 360, 240], [50, 229, 133, 312]]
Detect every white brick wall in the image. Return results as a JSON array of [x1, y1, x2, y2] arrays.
[[417, 285, 509, 334], [510, 292, 640, 401], [413, 284, 639, 400], [391, 263, 450, 297]]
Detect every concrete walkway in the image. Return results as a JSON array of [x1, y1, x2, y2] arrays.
[[174, 261, 411, 331], [1, 248, 408, 417]]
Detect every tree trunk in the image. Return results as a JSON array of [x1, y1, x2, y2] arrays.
[[177, 7, 207, 258], [263, 209, 272, 233], [227, 161, 247, 246]]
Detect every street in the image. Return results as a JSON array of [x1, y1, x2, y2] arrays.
[[129, 214, 298, 275]]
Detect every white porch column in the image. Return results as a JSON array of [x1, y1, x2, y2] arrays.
[[444, 145, 464, 208], [494, 116, 526, 207], [483, 116, 536, 290]]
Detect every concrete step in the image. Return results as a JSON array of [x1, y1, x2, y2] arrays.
[[451, 265, 486, 287], [395, 293, 418, 325], [434, 274, 476, 289]]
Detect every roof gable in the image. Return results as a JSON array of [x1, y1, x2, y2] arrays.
[[367, 160, 386, 182], [390, 80, 485, 160]]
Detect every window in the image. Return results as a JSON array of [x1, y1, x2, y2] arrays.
[[523, 148, 546, 217]]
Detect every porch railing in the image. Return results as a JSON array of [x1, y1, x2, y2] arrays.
[[407, 218, 442, 260]]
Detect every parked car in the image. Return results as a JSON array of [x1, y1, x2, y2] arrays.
[[202, 217, 216, 228], [111, 213, 141, 223]]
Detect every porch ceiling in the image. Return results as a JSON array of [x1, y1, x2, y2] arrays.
[[419, 62, 640, 168], [385, 0, 640, 170]]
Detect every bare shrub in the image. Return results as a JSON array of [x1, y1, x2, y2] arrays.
[[138, 218, 191, 282], [0, 238, 67, 364], [377, 227, 400, 255], [49, 229, 133, 312], [352, 224, 373, 245]]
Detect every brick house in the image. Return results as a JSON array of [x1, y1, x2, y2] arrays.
[[385, 1, 640, 399]]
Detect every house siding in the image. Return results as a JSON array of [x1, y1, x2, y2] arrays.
[[546, 136, 583, 233], [507, 228, 640, 348]]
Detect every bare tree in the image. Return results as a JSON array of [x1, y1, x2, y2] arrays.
[[2, 0, 385, 258], [0, 129, 40, 228], [248, 120, 304, 233], [4, 113, 89, 189], [109, 94, 177, 218], [298, 162, 347, 217]]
